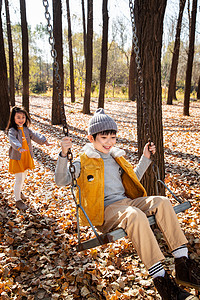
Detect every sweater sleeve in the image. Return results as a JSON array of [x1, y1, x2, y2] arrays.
[[28, 128, 47, 145], [8, 128, 22, 150], [55, 154, 81, 186], [134, 154, 152, 181]]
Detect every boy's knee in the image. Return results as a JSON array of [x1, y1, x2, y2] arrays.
[[126, 207, 148, 226], [154, 196, 173, 213], [122, 208, 150, 237], [154, 196, 171, 206]]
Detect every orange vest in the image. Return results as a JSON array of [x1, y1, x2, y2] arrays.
[[76, 153, 147, 226]]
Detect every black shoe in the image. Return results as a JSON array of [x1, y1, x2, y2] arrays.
[[16, 200, 28, 210], [175, 256, 200, 290], [153, 271, 198, 299]]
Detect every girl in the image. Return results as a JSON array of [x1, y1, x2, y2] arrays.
[[6, 106, 52, 210]]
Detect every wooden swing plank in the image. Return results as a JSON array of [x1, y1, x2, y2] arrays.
[[76, 201, 191, 252]]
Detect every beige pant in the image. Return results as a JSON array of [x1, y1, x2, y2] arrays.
[[97, 196, 188, 269]]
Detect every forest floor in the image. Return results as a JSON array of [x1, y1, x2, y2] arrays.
[[0, 96, 199, 300]]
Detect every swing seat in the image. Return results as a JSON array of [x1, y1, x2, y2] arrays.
[[76, 201, 191, 252]]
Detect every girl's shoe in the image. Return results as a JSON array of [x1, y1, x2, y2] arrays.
[[16, 200, 28, 210]]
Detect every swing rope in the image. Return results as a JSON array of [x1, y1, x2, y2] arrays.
[[43, 0, 191, 251]]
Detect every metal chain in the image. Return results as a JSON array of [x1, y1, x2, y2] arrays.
[[42, 2, 103, 245], [42, 0, 68, 136], [42, 0, 77, 186], [129, 0, 163, 195], [67, 151, 77, 188], [129, 0, 150, 142]]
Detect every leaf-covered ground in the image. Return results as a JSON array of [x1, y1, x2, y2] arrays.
[[0, 97, 199, 300]]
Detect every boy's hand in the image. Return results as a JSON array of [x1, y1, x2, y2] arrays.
[[61, 136, 72, 157], [143, 142, 156, 159]]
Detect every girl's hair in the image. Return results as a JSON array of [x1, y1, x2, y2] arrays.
[[6, 106, 31, 132], [92, 129, 117, 140]]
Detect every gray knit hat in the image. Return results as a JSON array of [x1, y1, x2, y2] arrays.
[[88, 108, 118, 135]]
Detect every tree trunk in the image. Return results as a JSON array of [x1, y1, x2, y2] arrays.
[[66, 0, 75, 103], [52, 0, 64, 125], [20, 0, 29, 113], [0, 6, 10, 130], [183, 0, 197, 116], [81, 0, 87, 61], [134, 0, 166, 196], [128, 47, 137, 101], [83, 0, 93, 114], [5, 0, 15, 106], [98, 0, 108, 109], [167, 0, 186, 105], [197, 76, 200, 99]]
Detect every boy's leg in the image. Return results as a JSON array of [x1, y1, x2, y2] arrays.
[[133, 196, 199, 291], [130, 195, 188, 252], [98, 197, 198, 298], [98, 198, 165, 269], [99, 196, 187, 267]]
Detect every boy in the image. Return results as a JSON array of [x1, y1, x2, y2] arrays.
[[55, 108, 199, 299]]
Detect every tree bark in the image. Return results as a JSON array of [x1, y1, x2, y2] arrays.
[[98, 0, 108, 109], [183, 0, 197, 116], [52, 0, 64, 125], [128, 47, 137, 101], [167, 0, 186, 105], [66, 0, 75, 103], [83, 0, 93, 114], [0, 6, 10, 130], [197, 76, 200, 99], [134, 0, 166, 195], [5, 0, 15, 106], [20, 0, 29, 112], [81, 0, 87, 61]]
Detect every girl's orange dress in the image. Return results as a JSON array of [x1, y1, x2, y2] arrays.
[[9, 127, 35, 174]]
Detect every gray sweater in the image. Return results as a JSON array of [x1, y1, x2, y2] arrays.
[[8, 127, 47, 160], [55, 143, 151, 207]]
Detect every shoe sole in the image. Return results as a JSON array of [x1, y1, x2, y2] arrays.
[[172, 269, 200, 291], [175, 278, 200, 291], [16, 206, 28, 210]]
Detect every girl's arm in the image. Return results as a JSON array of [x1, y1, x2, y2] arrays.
[[28, 128, 47, 145], [8, 128, 22, 150]]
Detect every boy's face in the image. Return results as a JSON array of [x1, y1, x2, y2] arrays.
[[88, 133, 117, 154]]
